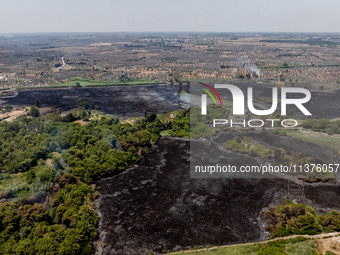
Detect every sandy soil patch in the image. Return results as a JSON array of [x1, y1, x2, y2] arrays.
[[45, 159, 53, 167], [74, 119, 90, 125], [317, 235, 340, 255], [0, 109, 26, 122]]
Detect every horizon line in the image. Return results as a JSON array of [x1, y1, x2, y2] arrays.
[[1, 31, 340, 35]]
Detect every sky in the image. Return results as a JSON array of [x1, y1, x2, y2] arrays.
[[1, 0, 340, 33]]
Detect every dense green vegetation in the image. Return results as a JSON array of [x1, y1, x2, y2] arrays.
[[168, 105, 225, 137], [169, 109, 190, 137], [0, 109, 163, 254], [301, 119, 340, 135], [0, 112, 160, 182], [0, 175, 97, 255], [264, 200, 340, 237], [167, 237, 319, 255], [27, 106, 40, 117]]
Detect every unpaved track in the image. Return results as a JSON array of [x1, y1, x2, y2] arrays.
[[53, 57, 66, 72], [167, 232, 340, 254]]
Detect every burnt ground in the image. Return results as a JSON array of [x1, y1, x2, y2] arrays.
[[0, 84, 188, 117], [93, 136, 340, 255], [190, 130, 340, 179], [212, 130, 339, 164], [2, 81, 340, 119]]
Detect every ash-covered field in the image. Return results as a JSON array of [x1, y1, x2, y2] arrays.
[[93, 136, 340, 255], [1, 84, 188, 117], [2, 81, 340, 119]]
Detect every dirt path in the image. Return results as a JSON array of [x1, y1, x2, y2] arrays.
[[167, 232, 340, 254], [53, 57, 66, 72]]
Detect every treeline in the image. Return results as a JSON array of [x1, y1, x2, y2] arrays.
[[0, 112, 160, 182], [301, 119, 340, 135]]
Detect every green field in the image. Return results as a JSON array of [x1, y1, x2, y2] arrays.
[[286, 129, 340, 154]]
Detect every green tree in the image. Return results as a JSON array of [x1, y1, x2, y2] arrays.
[[28, 106, 40, 117]]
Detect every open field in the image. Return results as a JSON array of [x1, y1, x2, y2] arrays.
[[1, 33, 340, 90], [286, 129, 340, 154]]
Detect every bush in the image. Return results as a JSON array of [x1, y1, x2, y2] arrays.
[[302, 119, 340, 134], [26, 169, 36, 184], [79, 110, 87, 119], [272, 129, 287, 136], [326, 128, 334, 135], [263, 200, 340, 238], [325, 251, 337, 255], [322, 210, 340, 231], [0, 183, 98, 255], [28, 105, 40, 117]]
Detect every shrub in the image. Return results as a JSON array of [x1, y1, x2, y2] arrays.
[[28, 105, 40, 117], [263, 200, 324, 237]]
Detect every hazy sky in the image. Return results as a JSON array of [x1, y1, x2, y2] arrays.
[[1, 0, 339, 33]]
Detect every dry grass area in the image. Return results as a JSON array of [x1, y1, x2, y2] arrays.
[[167, 232, 340, 255]]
